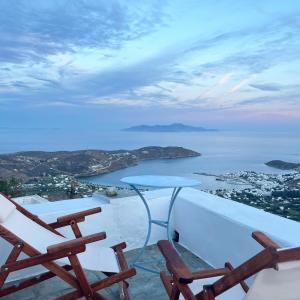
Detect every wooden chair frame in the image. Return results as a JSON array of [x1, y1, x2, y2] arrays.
[[158, 231, 300, 300], [0, 193, 136, 300]]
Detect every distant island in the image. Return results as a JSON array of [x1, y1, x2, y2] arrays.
[[266, 160, 300, 171], [0, 146, 201, 182], [123, 123, 218, 132]]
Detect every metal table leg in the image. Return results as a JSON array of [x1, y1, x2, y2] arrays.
[[129, 185, 182, 273], [129, 185, 158, 273]]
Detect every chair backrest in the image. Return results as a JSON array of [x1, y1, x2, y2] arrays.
[[0, 193, 67, 253], [244, 258, 300, 300], [206, 246, 277, 298], [0, 193, 16, 222], [209, 247, 300, 300]]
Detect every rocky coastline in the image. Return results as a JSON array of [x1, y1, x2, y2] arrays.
[[0, 146, 200, 201], [266, 160, 300, 171], [0, 146, 200, 182]]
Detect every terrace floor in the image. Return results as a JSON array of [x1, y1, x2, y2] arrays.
[[2, 243, 211, 300]]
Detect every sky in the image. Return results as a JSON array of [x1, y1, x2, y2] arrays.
[[0, 0, 300, 131]]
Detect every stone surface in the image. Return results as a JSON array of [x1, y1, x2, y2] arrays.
[[2, 244, 210, 300]]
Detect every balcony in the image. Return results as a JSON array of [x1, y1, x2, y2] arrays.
[[1, 188, 300, 299]]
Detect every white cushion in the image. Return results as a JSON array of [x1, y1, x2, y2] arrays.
[[277, 260, 300, 271], [0, 194, 16, 223], [180, 275, 246, 300], [2, 209, 119, 273], [3, 209, 66, 252], [61, 244, 120, 273], [245, 262, 300, 300]]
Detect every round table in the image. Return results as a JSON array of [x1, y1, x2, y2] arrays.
[[121, 175, 200, 273]]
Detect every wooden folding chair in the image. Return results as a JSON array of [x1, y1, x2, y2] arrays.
[[0, 193, 136, 299], [158, 231, 300, 300]]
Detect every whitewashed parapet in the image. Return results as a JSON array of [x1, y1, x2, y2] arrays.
[[174, 188, 300, 268]]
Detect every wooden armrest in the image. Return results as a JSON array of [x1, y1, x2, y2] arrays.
[[157, 240, 193, 284], [111, 242, 127, 252], [3, 248, 85, 273], [252, 231, 280, 249], [212, 247, 277, 296], [225, 262, 249, 292], [192, 267, 230, 280], [278, 246, 300, 263], [49, 207, 101, 228], [47, 232, 106, 254]]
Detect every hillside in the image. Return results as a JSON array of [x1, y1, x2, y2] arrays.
[[0, 146, 200, 182], [266, 160, 300, 171]]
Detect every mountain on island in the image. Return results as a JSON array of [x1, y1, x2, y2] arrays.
[[266, 160, 300, 171], [0, 146, 201, 182], [123, 123, 218, 132]]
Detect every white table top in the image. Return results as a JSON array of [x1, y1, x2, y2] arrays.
[[121, 175, 200, 188]]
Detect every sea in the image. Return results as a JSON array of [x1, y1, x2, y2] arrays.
[[1, 128, 300, 190]]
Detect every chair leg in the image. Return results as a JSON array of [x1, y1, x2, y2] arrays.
[[160, 271, 173, 297], [58, 246, 135, 300], [197, 286, 215, 300], [103, 246, 133, 300], [55, 269, 134, 300], [0, 266, 73, 297], [93, 293, 107, 300], [68, 254, 94, 299], [103, 271, 130, 300], [170, 284, 180, 300], [119, 280, 130, 300], [55, 289, 107, 300], [0, 243, 23, 288]]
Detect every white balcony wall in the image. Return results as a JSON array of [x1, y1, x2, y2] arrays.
[[1, 188, 300, 282], [174, 188, 300, 268]]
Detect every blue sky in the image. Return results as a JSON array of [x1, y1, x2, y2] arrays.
[[0, 0, 300, 130]]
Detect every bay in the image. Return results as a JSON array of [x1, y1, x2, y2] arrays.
[[1, 128, 299, 189]]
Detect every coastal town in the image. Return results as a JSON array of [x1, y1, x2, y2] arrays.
[[21, 174, 137, 201], [1, 146, 300, 222], [10, 168, 300, 222], [209, 171, 300, 221]]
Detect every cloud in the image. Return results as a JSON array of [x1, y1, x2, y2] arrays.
[[228, 77, 254, 94], [218, 73, 233, 85], [250, 83, 282, 91], [196, 73, 233, 99], [0, 0, 167, 64], [238, 91, 300, 106], [0, 0, 171, 107], [35, 101, 79, 108], [185, 14, 300, 75], [0, 0, 300, 127]]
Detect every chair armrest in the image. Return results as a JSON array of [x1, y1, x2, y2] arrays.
[[278, 246, 300, 263], [192, 267, 230, 280], [252, 231, 280, 249], [2, 241, 91, 273], [157, 240, 193, 284], [47, 232, 106, 254], [225, 262, 249, 292], [111, 242, 127, 252], [212, 247, 277, 296], [49, 207, 101, 228]]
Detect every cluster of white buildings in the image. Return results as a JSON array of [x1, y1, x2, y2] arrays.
[[211, 171, 300, 221]]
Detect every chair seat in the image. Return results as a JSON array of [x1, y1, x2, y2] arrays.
[[2, 209, 121, 274], [61, 243, 120, 273], [244, 263, 300, 300], [180, 276, 246, 300]]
